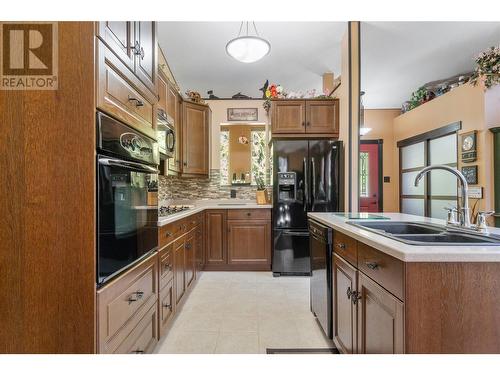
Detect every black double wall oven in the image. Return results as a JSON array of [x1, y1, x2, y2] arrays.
[[96, 112, 159, 286]]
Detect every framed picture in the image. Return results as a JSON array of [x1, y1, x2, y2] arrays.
[[461, 165, 478, 184], [227, 108, 258, 122]]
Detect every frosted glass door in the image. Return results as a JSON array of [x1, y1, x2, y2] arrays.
[[400, 141, 425, 216]]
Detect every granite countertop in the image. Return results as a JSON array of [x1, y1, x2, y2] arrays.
[[157, 199, 272, 226], [308, 212, 500, 262]]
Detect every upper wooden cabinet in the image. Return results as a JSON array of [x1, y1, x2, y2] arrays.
[[271, 99, 339, 137], [134, 22, 157, 93], [97, 21, 157, 96], [182, 102, 210, 176]]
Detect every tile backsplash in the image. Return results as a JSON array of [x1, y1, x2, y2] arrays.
[[158, 169, 263, 202]]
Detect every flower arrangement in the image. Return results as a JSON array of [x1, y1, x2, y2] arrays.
[[470, 46, 500, 89], [265, 83, 286, 99]]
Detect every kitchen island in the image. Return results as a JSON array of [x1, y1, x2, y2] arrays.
[[308, 212, 500, 354]]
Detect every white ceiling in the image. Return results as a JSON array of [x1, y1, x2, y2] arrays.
[[157, 22, 346, 98], [361, 22, 500, 108]]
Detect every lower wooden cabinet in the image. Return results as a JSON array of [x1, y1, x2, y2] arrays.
[[114, 304, 159, 354], [227, 220, 271, 269], [159, 278, 175, 336], [332, 232, 405, 354], [205, 210, 227, 266], [333, 254, 357, 354], [185, 229, 196, 289], [174, 237, 186, 304], [357, 273, 404, 354]]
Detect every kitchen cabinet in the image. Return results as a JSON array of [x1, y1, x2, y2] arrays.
[[205, 210, 227, 266], [174, 237, 186, 304], [157, 72, 168, 114], [168, 90, 183, 174], [159, 279, 174, 336], [331, 230, 405, 354], [333, 254, 357, 354], [357, 273, 404, 354], [182, 102, 210, 176], [97, 22, 135, 71], [185, 229, 196, 289], [227, 220, 270, 266], [271, 99, 339, 137]]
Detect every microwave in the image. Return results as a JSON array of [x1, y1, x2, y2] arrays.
[[157, 108, 175, 158]]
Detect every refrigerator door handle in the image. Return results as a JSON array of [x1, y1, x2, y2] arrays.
[[311, 157, 316, 207], [303, 157, 308, 211]]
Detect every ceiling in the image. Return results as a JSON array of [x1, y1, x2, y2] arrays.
[[157, 22, 346, 99], [361, 22, 500, 108]]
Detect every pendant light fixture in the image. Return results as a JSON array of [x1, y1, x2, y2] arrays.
[[226, 22, 271, 63]]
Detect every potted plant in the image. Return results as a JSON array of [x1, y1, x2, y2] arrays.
[[255, 177, 268, 205], [470, 46, 500, 90]]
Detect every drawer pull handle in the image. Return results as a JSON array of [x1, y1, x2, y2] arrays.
[[133, 41, 145, 59], [163, 302, 172, 309], [346, 286, 352, 299], [164, 264, 172, 271], [132, 349, 144, 354], [127, 291, 144, 304], [337, 243, 346, 250], [365, 262, 379, 270], [128, 95, 144, 107], [165, 231, 173, 237], [247, 212, 251, 216]]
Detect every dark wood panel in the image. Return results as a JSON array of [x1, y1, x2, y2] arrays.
[[405, 262, 500, 353], [0, 22, 96, 353], [205, 210, 227, 265], [357, 273, 404, 354], [333, 230, 358, 267], [227, 220, 271, 267], [185, 229, 196, 289], [174, 238, 185, 305], [305, 100, 339, 135], [357, 242, 404, 301], [183, 102, 209, 175], [159, 279, 175, 337], [271, 100, 306, 134], [159, 244, 174, 290], [333, 254, 357, 354]]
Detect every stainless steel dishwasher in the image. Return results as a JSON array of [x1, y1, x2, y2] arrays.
[[309, 220, 333, 339]]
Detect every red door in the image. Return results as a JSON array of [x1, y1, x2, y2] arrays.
[[359, 142, 380, 212]]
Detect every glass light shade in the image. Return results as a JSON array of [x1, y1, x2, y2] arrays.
[[226, 36, 270, 63]]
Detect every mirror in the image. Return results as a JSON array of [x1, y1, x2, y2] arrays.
[[360, 22, 500, 220], [220, 124, 269, 186]]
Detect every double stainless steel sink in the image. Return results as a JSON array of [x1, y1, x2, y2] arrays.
[[347, 221, 500, 246]]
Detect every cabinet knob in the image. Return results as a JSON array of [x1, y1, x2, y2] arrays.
[[163, 302, 172, 309], [183, 162, 187, 166], [127, 290, 144, 304], [346, 286, 352, 299], [351, 291, 361, 305], [165, 231, 172, 237], [247, 212, 251, 216], [365, 261, 379, 270], [132, 349, 144, 354], [306, 121, 310, 127], [133, 41, 145, 59], [337, 243, 346, 250]]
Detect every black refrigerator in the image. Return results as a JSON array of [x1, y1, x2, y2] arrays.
[[272, 140, 343, 276]]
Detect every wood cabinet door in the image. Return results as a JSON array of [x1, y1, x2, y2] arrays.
[[333, 254, 358, 354], [168, 93, 182, 173], [195, 217, 205, 273], [305, 100, 339, 134], [134, 21, 157, 94], [185, 230, 195, 289], [183, 102, 209, 175], [157, 73, 168, 113], [159, 279, 175, 337], [97, 21, 135, 71], [227, 220, 271, 267], [205, 210, 227, 265], [174, 238, 185, 304], [357, 273, 404, 354], [271, 100, 306, 134]]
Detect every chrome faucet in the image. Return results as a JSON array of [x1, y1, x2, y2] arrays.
[[414, 165, 471, 228]]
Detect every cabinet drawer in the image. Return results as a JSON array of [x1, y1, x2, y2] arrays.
[[159, 279, 175, 336], [159, 245, 174, 289], [97, 254, 157, 346], [227, 209, 271, 220], [96, 40, 156, 140], [158, 219, 186, 247], [333, 231, 358, 267], [186, 212, 202, 231], [358, 242, 404, 301], [114, 304, 158, 354]]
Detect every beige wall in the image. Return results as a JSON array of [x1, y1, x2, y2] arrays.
[[362, 109, 400, 212], [393, 83, 497, 215], [206, 100, 269, 170]]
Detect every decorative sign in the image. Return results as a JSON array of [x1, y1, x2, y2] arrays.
[[461, 131, 477, 163], [227, 108, 258, 121], [461, 165, 478, 184]]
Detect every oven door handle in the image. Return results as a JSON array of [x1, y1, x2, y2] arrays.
[[98, 157, 159, 173]]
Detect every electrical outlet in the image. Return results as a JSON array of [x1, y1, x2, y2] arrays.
[[468, 187, 483, 199]]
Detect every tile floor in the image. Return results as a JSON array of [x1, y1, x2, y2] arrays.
[[154, 271, 334, 354]]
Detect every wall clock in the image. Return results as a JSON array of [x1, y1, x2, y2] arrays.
[[461, 131, 477, 163]]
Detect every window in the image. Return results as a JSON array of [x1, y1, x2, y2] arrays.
[[359, 152, 369, 197], [220, 130, 230, 185], [251, 130, 266, 185], [398, 123, 460, 220]]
